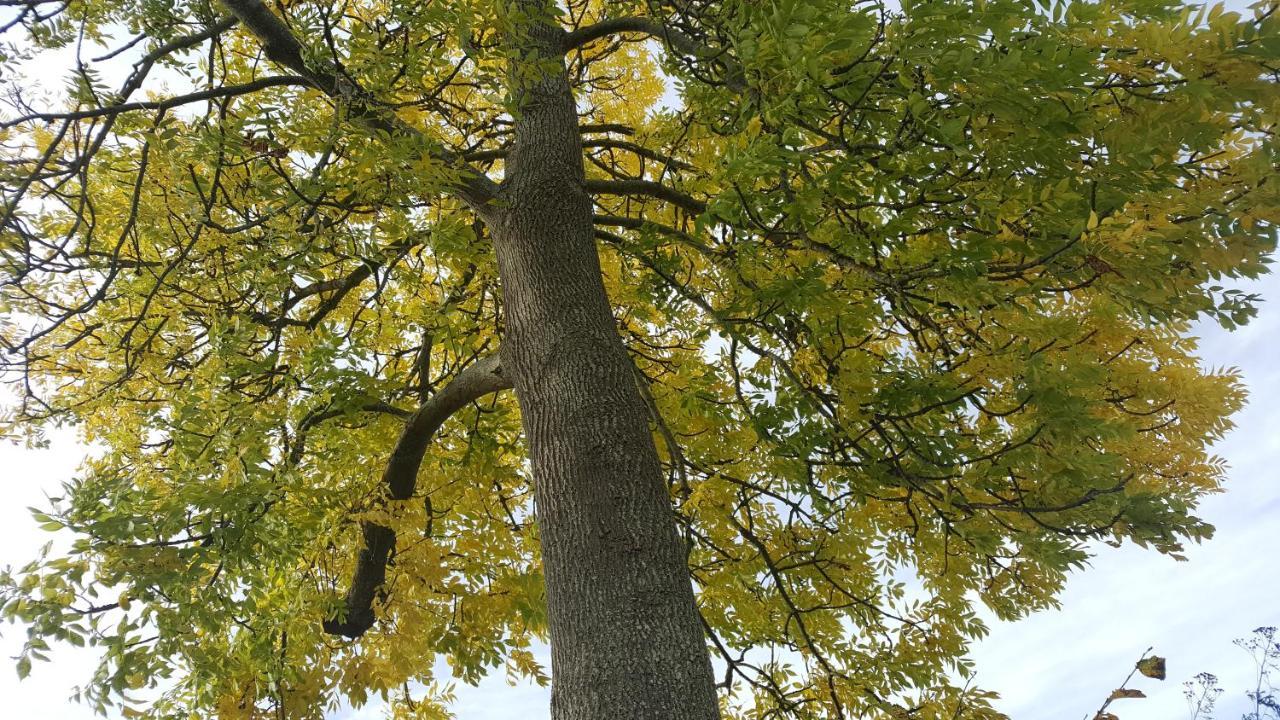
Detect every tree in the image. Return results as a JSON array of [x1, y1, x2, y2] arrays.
[[0, 0, 1276, 717]]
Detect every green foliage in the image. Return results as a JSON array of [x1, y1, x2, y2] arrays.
[[0, 0, 1277, 718]]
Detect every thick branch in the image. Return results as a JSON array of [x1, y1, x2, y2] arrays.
[[218, 0, 309, 71], [562, 16, 669, 52], [579, 122, 636, 136], [562, 16, 704, 60], [323, 355, 511, 638], [585, 178, 708, 215], [218, 0, 500, 220]]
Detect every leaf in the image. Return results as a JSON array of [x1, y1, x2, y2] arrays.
[[1136, 656, 1167, 680], [1108, 688, 1146, 700]]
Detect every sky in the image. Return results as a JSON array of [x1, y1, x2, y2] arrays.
[[1, 2, 1277, 719]]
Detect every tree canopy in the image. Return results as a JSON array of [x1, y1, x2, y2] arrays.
[[0, 0, 1277, 718]]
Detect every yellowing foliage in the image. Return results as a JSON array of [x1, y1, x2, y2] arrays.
[[0, 0, 1277, 719]]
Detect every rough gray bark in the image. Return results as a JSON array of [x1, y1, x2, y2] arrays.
[[490, 3, 720, 719]]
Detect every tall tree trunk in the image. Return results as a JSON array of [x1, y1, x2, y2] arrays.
[[490, 4, 719, 719]]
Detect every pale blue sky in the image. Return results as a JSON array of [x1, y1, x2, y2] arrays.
[[2, 2, 1276, 718]]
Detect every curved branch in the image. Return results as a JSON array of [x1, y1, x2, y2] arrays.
[[562, 17, 664, 52], [585, 178, 708, 215], [323, 354, 512, 638]]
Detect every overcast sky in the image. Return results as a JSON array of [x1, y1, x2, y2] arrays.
[[2, 2, 1276, 719]]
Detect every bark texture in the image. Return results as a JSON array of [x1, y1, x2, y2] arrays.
[[490, 4, 719, 719]]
